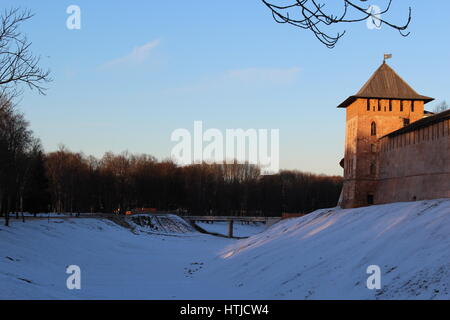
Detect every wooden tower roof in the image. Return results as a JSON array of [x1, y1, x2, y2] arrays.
[[337, 62, 434, 108]]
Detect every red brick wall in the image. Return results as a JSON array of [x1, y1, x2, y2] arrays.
[[376, 119, 450, 203]]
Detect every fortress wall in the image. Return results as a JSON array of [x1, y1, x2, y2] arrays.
[[376, 119, 450, 204]]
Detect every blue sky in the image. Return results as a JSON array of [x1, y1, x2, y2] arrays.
[[4, 1, 450, 175]]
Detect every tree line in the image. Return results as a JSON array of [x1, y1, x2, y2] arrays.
[[39, 147, 342, 217], [1, 103, 342, 223]]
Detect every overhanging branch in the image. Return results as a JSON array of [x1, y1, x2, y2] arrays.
[[261, 0, 412, 48]]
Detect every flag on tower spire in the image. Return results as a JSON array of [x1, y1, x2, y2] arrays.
[[383, 53, 392, 63]]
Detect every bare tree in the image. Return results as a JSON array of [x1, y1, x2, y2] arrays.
[[433, 101, 449, 113], [261, 0, 411, 48], [0, 8, 51, 95]]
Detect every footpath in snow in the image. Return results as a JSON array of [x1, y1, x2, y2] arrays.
[[1, 199, 449, 299]]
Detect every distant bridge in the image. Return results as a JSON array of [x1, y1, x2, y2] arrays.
[[184, 216, 281, 238]]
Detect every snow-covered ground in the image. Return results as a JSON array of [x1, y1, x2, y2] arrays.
[[204, 199, 450, 299], [196, 221, 268, 238], [1, 199, 450, 299], [0, 217, 233, 299]]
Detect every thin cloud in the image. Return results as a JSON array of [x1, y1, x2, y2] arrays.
[[101, 39, 161, 69], [168, 67, 301, 95]]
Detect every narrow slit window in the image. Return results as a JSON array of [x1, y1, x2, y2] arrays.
[[370, 163, 376, 176], [371, 122, 377, 136]]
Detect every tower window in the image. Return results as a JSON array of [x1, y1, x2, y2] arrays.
[[411, 101, 415, 112], [389, 100, 393, 112], [370, 163, 376, 175], [371, 122, 377, 136], [378, 100, 381, 111], [366, 99, 370, 111], [400, 100, 404, 112], [403, 118, 410, 127]]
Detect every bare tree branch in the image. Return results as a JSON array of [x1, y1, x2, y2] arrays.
[[261, 0, 412, 48], [0, 8, 51, 95]]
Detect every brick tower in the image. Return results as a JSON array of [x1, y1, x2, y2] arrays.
[[338, 61, 434, 208]]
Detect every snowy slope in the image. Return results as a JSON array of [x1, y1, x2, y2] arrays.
[[127, 214, 196, 235], [1, 199, 449, 299], [201, 199, 450, 299], [0, 218, 232, 299]]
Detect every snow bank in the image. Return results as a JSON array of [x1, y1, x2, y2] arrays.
[[127, 214, 196, 235], [202, 199, 450, 299], [0, 218, 231, 299]]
